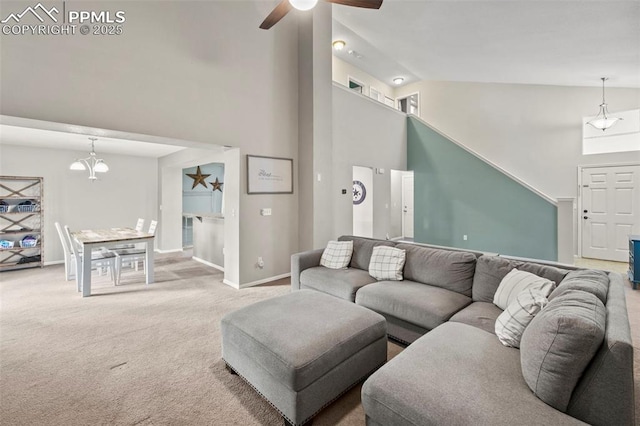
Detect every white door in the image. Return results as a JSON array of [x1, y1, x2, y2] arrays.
[[402, 173, 414, 238], [581, 165, 640, 261]]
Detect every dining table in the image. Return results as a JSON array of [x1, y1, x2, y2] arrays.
[[71, 227, 155, 297]]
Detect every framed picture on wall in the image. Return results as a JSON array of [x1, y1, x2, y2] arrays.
[[246, 155, 293, 194]]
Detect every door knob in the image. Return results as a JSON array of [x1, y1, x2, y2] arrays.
[[583, 216, 589, 219], [583, 210, 588, 213]]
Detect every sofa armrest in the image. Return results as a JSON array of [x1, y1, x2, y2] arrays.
[[291, 248, 324, 291]]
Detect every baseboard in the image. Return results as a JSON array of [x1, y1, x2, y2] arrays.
[[238, 273, 291, 289], [192, 256, 224, 272], [223, 279, 240, 289], [44, 260, 65, 266], [223, 273, 291, 290], [156, 248, 183, 254]]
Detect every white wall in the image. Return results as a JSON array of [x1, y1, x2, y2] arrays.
[[332, 56, 396, 103], [0, 1, 300, 286], [332, 84, 407, 240], [0, 144, 157, 264], [395, 80, 640, 199]]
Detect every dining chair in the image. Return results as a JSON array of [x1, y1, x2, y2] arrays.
[[113, 220, 158, 283], [54, 222, 75, 281], [64, 225, 118, 291]]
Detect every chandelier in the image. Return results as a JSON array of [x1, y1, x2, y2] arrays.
[[69, 137, 109, 180], [586, 77, 623, 131]]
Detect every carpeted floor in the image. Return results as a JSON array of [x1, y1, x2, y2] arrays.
[[0, 254, 637, 425]]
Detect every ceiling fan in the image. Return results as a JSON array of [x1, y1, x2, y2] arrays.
[[260, 0, 383, 30]]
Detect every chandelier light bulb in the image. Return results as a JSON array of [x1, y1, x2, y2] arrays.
[[289, 0, 318, 11]]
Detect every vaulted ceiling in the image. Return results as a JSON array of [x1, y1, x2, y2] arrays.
[[333, 0, 640, 88]]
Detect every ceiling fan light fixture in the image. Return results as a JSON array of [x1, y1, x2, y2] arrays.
[[586, 77, 623, 132], [289, 0, 318, 11], [393, 77, 404, 85], [333, 40, 346, 51]]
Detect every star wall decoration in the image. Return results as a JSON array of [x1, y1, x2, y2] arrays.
[[210, 177, 224, 192], [186, 166, 210, 189]]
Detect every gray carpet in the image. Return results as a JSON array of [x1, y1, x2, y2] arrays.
[[0, 254, 637, 425]]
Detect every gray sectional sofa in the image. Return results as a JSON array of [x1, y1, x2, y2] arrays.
[[290, 235, 635, 426]]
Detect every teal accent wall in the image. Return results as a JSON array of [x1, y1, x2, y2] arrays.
[[407, 117, 558, 260]]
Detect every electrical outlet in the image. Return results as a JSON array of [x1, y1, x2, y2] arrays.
[[463, 235, 468, 241], [260, 208, 272, 216], [257, 257, 265, 268]]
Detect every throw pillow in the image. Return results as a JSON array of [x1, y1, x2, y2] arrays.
[[520, 290, 606, 412], [368, 246, 406, 281], [495, 288, 548, 348], [493, 268, 555, 310], [549, 269, 609, 304], [320, 240, 353, 270]]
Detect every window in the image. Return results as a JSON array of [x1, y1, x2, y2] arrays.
[[369, 87, 384, 103], [397, 93, 420, 115], [348, 76, 365, 94]]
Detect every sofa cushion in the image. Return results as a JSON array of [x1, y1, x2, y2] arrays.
[[493, 268, 555, 310], [319, 240, 353, 269], [369, 246, 406, 281], [338, 236, 396, 271], [355, 280, 471, 331], [300, 266, 376, 302], [520, 289, 606, 412], [396, 243, 477, 296], [449, 302, 503, 334], [495, 288, 549, 348], [549, 269, 609, 304], [473, 255, 570, 303], [362, 322, 586, 426]]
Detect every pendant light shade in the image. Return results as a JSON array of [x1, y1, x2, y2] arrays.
[[587, 78, 623, 131]]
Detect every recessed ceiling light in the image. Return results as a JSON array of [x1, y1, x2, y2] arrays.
[[393, 77, 404, 85], [332, 40, 346, 51]]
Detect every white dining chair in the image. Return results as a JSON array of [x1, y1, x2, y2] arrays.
[[64, 225, 118, 291], [113, 220, 157, 283], [55, 222, 75, 281]]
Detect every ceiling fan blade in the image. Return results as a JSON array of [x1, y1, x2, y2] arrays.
[[325, 0, 383, 9], [260, 0, 293, 30]]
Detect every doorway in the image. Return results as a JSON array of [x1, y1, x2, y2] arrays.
[[402, 172, 414, 239], [580, 164, 640, 261], [353, 166, 373, 237]]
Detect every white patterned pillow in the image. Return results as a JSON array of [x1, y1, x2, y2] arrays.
[[495, 288, 549, 348], [493, 268, 555, 310], [320, 240, 353, 269], [369, 246, 406, 281]]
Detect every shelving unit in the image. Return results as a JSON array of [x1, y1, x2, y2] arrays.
[[630, 235, 639, 290], [0, 176, 44, 271]]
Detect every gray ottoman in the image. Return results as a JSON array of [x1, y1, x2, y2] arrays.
[[221, 289, 387, 426]]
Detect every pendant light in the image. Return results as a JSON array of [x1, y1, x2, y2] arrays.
[[586, 77, 623, 131], [70, 137, 109, 181]]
